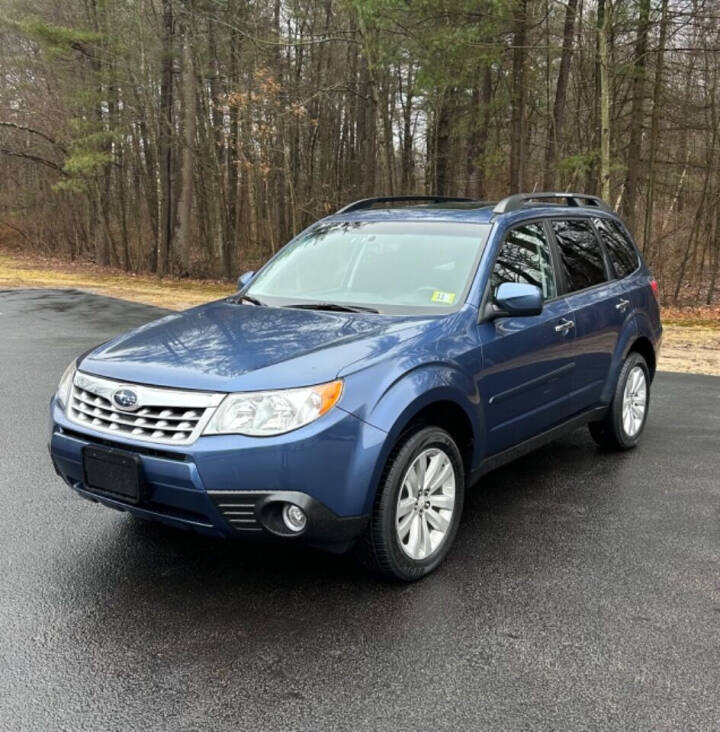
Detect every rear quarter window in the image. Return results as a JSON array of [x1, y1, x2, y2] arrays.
[[551, 219, 608, 292], [593, 218, 639, 279]]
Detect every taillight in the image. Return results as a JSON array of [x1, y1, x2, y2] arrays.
[[650, 279, 659, 299]]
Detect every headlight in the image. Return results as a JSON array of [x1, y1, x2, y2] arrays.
[[203, 380, 343, 437], [56, 359, 77, 408]]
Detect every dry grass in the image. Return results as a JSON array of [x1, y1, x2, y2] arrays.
[[1, 247, 718, 375], [0, 248, 231, 310], [659, 325, 720, 376]]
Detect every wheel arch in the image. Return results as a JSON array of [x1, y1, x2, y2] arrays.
[[627, 335, 656, 382], [394, 399, 476, 476], [602, 315, 659, 404], [361, 368, 484, 512]]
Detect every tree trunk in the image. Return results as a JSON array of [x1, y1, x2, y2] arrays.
[[642, 0, 669, 257], [707, 194, 720, 304], [598, 0, 611, 202], [356, 52, 377, 197], [509, 0, 528, 193], [400, 63, 415, 192], [224, 22, 240, 279], [380, 74, 396, 195], [157, 0, 174, 277], [543, 0, 578, 189], [622, 0, 651, 233], [434, 90, 454, 195], [466, 65, 492, 199], [174, 22, 195, 276]]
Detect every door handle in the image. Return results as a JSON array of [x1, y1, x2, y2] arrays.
[[615, 298, 630, 311], [555, 319, 575, 333]]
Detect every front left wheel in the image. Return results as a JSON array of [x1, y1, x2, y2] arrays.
[[355, 426, 465, 581]]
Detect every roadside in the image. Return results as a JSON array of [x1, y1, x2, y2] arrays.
[[0, 249, 229, 310], [1, 247, 718, 375], [657, 323, 720, 376]]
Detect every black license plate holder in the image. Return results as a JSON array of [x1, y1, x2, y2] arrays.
[[82, 445, 144, 504]]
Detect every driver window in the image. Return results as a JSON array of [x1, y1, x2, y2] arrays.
[[490, 222, 557, 300]]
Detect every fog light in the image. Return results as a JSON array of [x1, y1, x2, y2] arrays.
[[282, 503, 307, 533]]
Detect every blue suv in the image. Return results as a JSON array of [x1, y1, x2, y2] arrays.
[[49, 192, 662, 580]]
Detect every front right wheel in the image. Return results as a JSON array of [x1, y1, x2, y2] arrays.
[[589, 351, 650, 450], [355, 426, 465, 581]]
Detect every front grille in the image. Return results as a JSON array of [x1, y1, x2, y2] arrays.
[[67, 371, 224, 446], [208, 493, 263, 532], [71, 387, 202, 441]]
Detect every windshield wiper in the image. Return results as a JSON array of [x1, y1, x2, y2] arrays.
[[228, 293, 266, 307], [285, 302, 379, 314]]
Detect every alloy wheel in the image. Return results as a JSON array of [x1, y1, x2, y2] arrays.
[[622, 365, 647, 437], [395, 447, 456, 561]]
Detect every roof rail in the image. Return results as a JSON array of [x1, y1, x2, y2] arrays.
[[493, 192, 612, 215], [335, 195, 477, 215]]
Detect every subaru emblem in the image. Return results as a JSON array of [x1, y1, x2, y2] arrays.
[[113, 388, 139, 410]]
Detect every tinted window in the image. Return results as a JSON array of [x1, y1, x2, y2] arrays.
[[552, 219, 607, 292], [593, 218, 639, 278], [491, 222, 557, 299]]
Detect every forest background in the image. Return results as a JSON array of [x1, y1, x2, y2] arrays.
[[1, 0, 719, 312]]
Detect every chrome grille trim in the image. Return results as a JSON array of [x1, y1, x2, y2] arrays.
[[66, 371, 224, 446]]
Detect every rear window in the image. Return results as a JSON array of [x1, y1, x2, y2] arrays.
[[593, 218, 639, 279], [551, 219, 608, 292]]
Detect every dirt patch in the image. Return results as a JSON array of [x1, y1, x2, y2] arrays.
[[1, 247, 718, 376], [658, 325, 720, 376]]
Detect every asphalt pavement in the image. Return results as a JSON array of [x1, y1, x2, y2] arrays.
[[1, 288, 719, 731]]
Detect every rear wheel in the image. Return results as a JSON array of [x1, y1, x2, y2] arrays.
[[355, 426, 465, 581], [589, 352, 650, 450]]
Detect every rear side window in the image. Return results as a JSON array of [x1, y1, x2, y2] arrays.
[[491, 222, 557, 299], [551, 219, 607, 292], [593, 218, 639, 279]]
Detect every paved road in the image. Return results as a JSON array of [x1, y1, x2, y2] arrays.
[[2, 288, 719, 731]]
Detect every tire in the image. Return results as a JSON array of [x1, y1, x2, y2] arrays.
[[355, 426, 465, 581], [589, 351, 650, 450]]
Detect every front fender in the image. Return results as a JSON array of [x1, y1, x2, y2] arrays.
[[340, 363, 484, 507]]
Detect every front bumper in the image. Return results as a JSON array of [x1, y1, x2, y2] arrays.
[[49, 396, 383, 549]]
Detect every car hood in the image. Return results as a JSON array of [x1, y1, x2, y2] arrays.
[[79, 300, 437, 391]]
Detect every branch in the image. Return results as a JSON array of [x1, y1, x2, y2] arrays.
[[0, 121, 66, 152], [0, 219, 35, 244], [0, 147, 66, 174]]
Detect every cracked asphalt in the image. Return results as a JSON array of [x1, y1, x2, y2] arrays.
[[1, 288, 719, 731]]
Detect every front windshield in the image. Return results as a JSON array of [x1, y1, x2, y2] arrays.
[[246, 220, 490, 315]]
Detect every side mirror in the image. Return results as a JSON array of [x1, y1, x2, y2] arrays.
[[491, 282, 543, 318], [237, 271, 255, 290]]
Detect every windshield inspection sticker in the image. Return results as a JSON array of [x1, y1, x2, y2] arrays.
[[431, 290, 456, 304]]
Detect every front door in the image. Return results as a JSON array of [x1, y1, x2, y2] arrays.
[[478, 221, 578, 455]]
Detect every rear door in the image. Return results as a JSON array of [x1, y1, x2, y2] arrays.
[[549, 217, 629, 411], [479, 220, 578, 455]]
